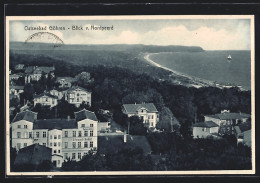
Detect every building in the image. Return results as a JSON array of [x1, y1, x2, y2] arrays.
[[14, 144, 52, 170], [122, 103, 159, 128], [25, 66, 55, 83], [49, 89, 65, 100], [33, 93, 58, 108], [192, 121, 219, 139], [64, 86, 91, 107], [9, 85, 24, 99], [204, 110, 251, 136], [9, 74, 22, 80], [11, 109, 98, 168], [14, 64, 25, 71], [234, 122, 251, 147], [56, 77, 76, 88]]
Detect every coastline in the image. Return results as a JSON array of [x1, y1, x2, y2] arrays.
[[143, 52, 247, 90]]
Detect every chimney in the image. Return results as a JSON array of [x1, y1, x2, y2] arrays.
[[124, 132, 127, 143]]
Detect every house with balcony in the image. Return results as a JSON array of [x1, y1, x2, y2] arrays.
[[33, 93, 58, 108], [122, 103, 159, 128], [25, 66, 55, 83], [64, 86, 91, 107]]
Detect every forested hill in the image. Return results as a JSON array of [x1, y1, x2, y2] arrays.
[[10, 42, 204, 52]]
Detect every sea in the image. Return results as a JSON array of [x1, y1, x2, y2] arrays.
[[149, 50, 251, 90]]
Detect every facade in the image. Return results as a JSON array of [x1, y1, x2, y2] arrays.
[[192, 121, 219, 139], [56, 77, 76, 88], [122, 103, 159, 128], [49, 89, 65, 100], [65, 86, 92, 107], [25, 66, 55, 83], [9, 74, 22, 80], [9, 85, 24, 99], [11, 109, 98, 168], [33, 93, 58, 108]]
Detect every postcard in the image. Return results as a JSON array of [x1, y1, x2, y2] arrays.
[[5, 15, 255, 176]]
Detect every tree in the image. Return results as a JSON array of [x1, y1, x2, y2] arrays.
[[23, 83, 34, 101], [75, 72, 94, 89], [36, 160, 53, 171], [129, 116, 147, 135]]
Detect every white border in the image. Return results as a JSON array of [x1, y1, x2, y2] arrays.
[[5, 15, 255, 176]]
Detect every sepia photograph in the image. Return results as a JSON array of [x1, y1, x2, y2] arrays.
[[5, 15, 255, 176]]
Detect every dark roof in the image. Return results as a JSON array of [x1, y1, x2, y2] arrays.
[[66, 86, 90, 93], [205, 112, 250, 120], [33, 118, 77, 130], [74, 109, 98, 122], [122, 103, 158, 114], [12, 110, 38, 123], [98, 135, 152, 155], [238, 122, 251, 133], [25, 66, 35, 74], [14, 144, 52, 166], [10, 85, 24, 90], [193, 121, 219, 128], [34, 93, 58, 99]]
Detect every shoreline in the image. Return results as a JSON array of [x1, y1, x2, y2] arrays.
[[143, 52, 248, 90]]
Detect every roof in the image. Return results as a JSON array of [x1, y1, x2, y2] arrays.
[[193, 121, 219, 128], [15, 64, 25, 70], [24, 66, 35, 74], [33, 119, 77, 130], [66, 86, 90, 93], [10, 85, 24, 90], [56, 77, 76, 82], [122, 103, 158, 114], [74, 109, 98, 122], [235, 122, 251, 133], [205, 112, 250, 120], [37, 66, 54, 74], [12, 110, 38, 123], [98, 135, 152, 155], [34, 93, 58, 99], [14, 144, 52, 166]]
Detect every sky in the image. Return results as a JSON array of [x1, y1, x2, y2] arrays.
[[9, 18, 252, 50]]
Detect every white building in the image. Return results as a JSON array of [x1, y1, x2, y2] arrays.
[[192, 121, 219, 139], [56, 77, 76, 88], [11, 109, 98, 168], [9, 85, 24, 99], [33, 93, 58, 108], [65, 86, 91, 107], [49, 89, 65, 100], [122, 103, 159, 128]]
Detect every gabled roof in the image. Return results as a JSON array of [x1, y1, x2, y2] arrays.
[[14, 144, 52, 166], [74, 109, 98, 122], [122, 103, 158, 114], [12, 110, 38, 123], [205, 112, 250, 120], [66, 86, 90, 93], [98, 135, 152, 155], [10, 85, 24, 90], [33, 119, 77, 130], [34, 93, 58, 99], [193, 121, 219, 128]]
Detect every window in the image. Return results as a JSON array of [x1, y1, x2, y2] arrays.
[[58, 150, 60, 153], [58, 142, 61, 146], [58, 135, 61, 139], [84, 142, 88, 148], [72, 153, 75, 159], [64, 131, 68, 137], [43, 143, 46, 146], [78, 142, 81, 148], [81, 124, 85, 127], [54, 135, 57, 139], [52, 100, 55, 104], [54, 142, 57, 147], [65, 142, 68, 148], [77, 98, 79, 102], [50, 143, 52, 147], [17, 143, 21, 149], [29, 132, 32, 138], [24, 143, 27, 147], [24, 132, 28, 138], [78, 131, 82, 137], [84, 152, 87, 156], [90, 124, 93, 127], [90, 141, 93, 147], [17, 125, 21, 129], [24, 125, 28, 129], [64, 153, 68, 159], [78, 153, 81, 159], [58, 160, 60, 165], [43, 131, 47, 138], [17, 132, 21, 138], [54, 150, 56, 153], [90, 130, 93, 136], [46, 98, 48, 102], [73, 131, 76, 137], [77, 93, 80, 96], [36, 132, 39, 138], [50, 135, 52, 139], [84, 131, 88, 137], [72, 142, 76, 148]]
